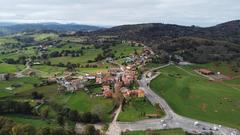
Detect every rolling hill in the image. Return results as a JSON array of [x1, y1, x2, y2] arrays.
[[91, 20, 240, 63]]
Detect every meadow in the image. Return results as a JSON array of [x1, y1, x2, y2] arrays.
[[26, 84, 114, 122], [32, 65, 66, 76], [118, 98, 164, 122], [31, 33, 59, 41], [0, 63, 25, 73], [110, 43, 143, 58], [150, 65, 240, 128], [0, 77, 41, 98]]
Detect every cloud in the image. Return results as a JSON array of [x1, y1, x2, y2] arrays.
[[0, 0, 239, 26]]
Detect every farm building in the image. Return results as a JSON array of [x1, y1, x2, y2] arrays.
[[199, 69, 214, 75], [123, 89, 145, 98]]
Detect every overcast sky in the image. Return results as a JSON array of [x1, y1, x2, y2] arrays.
[[0, 0, 239, 26]]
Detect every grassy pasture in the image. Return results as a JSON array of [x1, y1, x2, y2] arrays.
[[0, 63, 24, 73], [32, 33, 59, 41], [110, 43, 143, 58], [49, 48, 102, 65], [118, 98, 163, 122], [150, 65, 240, 128], [29, 85, 114, 122], [0, 77, 41, 98], [188, 62, 240, 77], [5, 114, 58, 128], [0, 37, 19, 45], [32, 65, 66, 76]]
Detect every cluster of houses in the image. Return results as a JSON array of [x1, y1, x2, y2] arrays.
[[47, 43, 155, 98], [56, 77, 86, 92], [48, 63, 145, 98], [99, 64, 145, 98], [48, 73, 87, 92], [124, 47, 154, 65]]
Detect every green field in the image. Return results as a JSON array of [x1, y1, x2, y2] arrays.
[[1, 82, 114, 126], [5, 114, 59, 128], [122, 128, 186, 135], [0, 77, 41, 98], [32, 65, 66, 76], [110, 43, 143, 58], [0, 63, 25, 73], [150, 65, 240, 128], [0, 37, 18, 45], [78, 67, 108, 74], [118, 98, 164, 122], [29, 85, 114, 122], [49, 48, 102, 65], [188, 62, 240, 77], [0, 46, 37, 60], [32, 33, 59, 41]]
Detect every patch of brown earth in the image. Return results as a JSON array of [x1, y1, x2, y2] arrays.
[[200, 103, 208, 112]]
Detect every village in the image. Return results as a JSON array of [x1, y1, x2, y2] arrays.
[[0, 31, 238, 135], [47, 46, 154, 100]]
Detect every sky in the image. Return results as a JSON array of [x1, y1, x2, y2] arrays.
[[0, 0, 239, 27]]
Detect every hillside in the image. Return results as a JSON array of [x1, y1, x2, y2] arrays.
[[93, 20, 240, 43], [91, 20, 240, 63]]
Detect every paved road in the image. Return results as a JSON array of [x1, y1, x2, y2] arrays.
[[106, 105, 122, 135], [109, 64, 240, 135]]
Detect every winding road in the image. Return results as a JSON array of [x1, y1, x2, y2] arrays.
[[107, 64, 240, 135]]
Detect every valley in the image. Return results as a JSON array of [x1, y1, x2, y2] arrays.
[[0, 21, 239, 135]]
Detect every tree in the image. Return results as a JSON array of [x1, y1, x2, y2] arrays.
[[50, 51, 60, 57], [91, 105, 104, 121], [36, 127, 51, 135], [81, 112, 92, 123], [31, 91, 44, 99], [68, 110, 79, 122], [95, 54, 104, 62], [0, 117, 15, 135], [12, 124, 36, 135], [83, 125, 100, 135], [57, 115, 65, 127], [51, 128, 66, 135], [112, 89, 124, 107], [41, 109, 49, 120]]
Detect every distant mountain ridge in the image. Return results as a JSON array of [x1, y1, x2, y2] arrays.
[[0, 22, 103, 36]]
